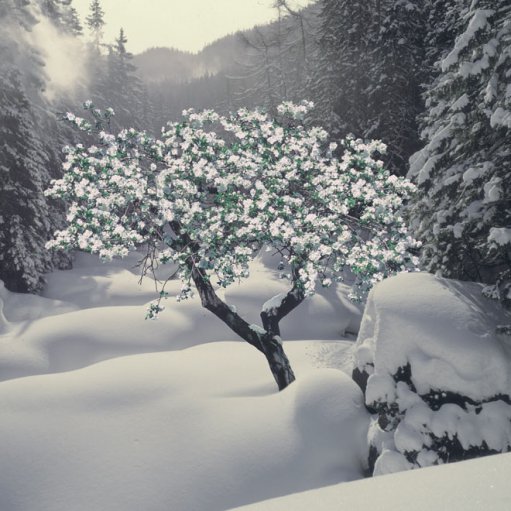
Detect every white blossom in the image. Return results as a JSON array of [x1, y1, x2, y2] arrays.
[[46, 102, 420, 311]]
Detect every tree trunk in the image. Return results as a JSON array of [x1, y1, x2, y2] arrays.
[[260, 334, 296, 390], [171, 220, 299, 391], [187, 259, 296, 390]]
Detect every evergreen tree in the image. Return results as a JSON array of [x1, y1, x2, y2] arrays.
[[317, 0, 374, 137], [366, 0, 426, 175], [408, 1, 511, 302], [39, 0, 82, 35], [86, 0, 105, 50], [105, 28, 150, 130], [308, 0, 341, 133], [0, 0, 55, 292], [40, 0, 61, 21], [60, 0, 83, 36], [0, 70, 53, 292], [423, 0, 467, 70]]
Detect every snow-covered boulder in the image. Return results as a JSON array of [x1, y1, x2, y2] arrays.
[[352, 272, 511, 475]]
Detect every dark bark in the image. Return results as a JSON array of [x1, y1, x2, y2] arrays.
[[187, 256, 296, 390], [260, 267, 305, 337], [170, 220, 298, 390]]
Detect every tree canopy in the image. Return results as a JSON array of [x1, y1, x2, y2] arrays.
[[46, 101, 419, 389]]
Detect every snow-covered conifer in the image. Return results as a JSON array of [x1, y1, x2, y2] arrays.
[[315, 0, 373, 137], [366, 0, 426, 175], [0, 3, 54, 291], [86, 0, 105, 50], [105, 28, 150, 130], [408, 1, 511, 302]]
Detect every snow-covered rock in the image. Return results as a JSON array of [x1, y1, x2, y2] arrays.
[[352, 272, 511, 474]]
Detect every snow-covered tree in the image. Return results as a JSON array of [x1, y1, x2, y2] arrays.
[[0, 69, 54, 292], [307, 0, 340, 134], [60, 0, 83, 36], [314, 0, 374, 137], [408, 1, 511, 304], [366, 0, 426, 175], [423, 0, 467, 70], [46, 101, 419, 390], [0, 0, 55, 292]]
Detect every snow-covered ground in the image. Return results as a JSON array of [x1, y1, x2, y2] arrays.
[[0, 251, 509, 510], [231, 452, 511, 511]]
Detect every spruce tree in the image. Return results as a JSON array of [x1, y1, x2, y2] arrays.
[[0, 1, 55, 292], [86, 0, 105, 50], [60, 0, 83, 36], [318, 0, 374, 137], [105, 28, 149, 130], [366, 0, 426, 175], [408, 1, 511, 301], [308, 0, 342, 133], [423, 0, 467, 70], [39, 0, 81, 35]]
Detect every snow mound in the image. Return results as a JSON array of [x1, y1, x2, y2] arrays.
[[352, 272, 511, 473], [41, 251, 169, 308], [0, 280, 77, 326], [0, 252, 361, 381], [0, 345, 368, 511], [354, 272, 511, 398]]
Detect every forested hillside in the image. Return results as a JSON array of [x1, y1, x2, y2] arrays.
[[1, 0, 510, 308]]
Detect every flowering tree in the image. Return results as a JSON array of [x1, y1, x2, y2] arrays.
[[46, 101, 420, 390]]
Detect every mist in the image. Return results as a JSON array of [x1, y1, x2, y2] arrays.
[[29, 10, 90, 101]]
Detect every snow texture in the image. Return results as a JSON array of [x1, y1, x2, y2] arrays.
[[262, 293, 286, 313], [354, 272, 511, 399], [353, 272, 511, 473], [0, 254, 509, 509], [0, 347, 368, 511], [230, 452, 511, 511], [441, 9, 494, 72], [0, 250, 362, 382], [0, 250, 368, 511]]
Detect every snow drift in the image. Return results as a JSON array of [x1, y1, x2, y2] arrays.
[[0, 251, 361, 382], [0, 345, 368, 511], [1, 255, 510, 510], [230, 451, 511, 511]]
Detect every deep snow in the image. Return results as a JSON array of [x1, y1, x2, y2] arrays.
[[0, 347, 368, 511], [0, 251, 509, 510], [0, 250, 361, 382], [231, 452, 511, 511], [0, 250, 367, 511]]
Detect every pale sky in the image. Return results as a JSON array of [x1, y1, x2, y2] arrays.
[[72, 0, 315, 54]]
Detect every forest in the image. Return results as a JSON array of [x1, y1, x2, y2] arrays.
[[1, 0, 510, 303], [0, 0, 510, 510]]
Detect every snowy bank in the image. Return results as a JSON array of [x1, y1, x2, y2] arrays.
[[0, 346, 368, 511], [352, 272, 511, 473], [230, 452, 511, 511], [0, 252, 361, 381]]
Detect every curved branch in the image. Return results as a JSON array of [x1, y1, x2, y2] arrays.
[[260, 264, 305, 336]]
